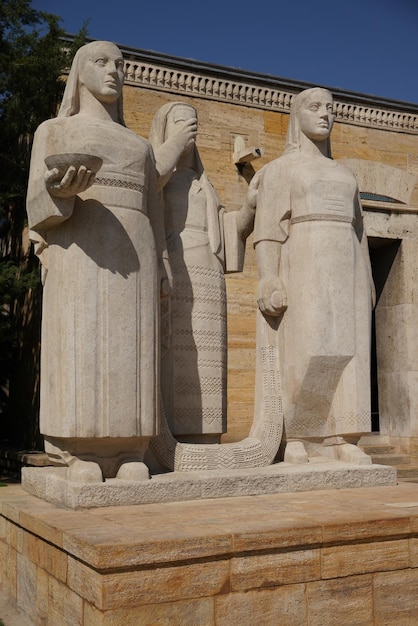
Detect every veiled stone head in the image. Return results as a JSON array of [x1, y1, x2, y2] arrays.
[[78, 41, 125, 104], [58, 41, 126, 125], [149, 102, 197, 150], [285, 87, 335, 155], [165, 104, 197, 143]]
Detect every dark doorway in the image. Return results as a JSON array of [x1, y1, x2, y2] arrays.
[[368, 237, 402, 432]]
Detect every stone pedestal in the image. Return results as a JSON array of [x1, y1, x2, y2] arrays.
[[1, 482, 418, 625], [21, 459, 396, 509]]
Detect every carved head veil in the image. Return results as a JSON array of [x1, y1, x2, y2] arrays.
[[149, 102, 224, 260], [149, 101, 205, 176], [58, 41, 126, 126], [284, 87, 333, 157]]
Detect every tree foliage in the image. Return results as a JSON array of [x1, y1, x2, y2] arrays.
[[0, 0, 87, 447]]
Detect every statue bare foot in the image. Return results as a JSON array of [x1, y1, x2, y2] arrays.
[[66, 459, 103, 483], [337, 443, 372, 465], [116, 462, 150, 481], [284, 441, 309, 464]]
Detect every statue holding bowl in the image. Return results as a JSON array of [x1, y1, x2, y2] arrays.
[[26, 41, 167, 482]]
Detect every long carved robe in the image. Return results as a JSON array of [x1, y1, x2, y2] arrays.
[[254, 152, 374, 439], [27, 116, 162, 439], [162, 168, 228, 437]]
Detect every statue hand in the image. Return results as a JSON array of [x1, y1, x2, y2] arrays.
[[257, 277, 287, 316], [246, 167, 262, 209], [160, 276, 171, 297], [171, 118, 197, 152], [46, 165, 96, 198]]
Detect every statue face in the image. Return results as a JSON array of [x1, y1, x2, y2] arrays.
[[165, 105, 197, 140], [78, 43, 125, 104], [298, 91, 335, 143]]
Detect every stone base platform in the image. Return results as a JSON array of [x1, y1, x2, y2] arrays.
[[1, 482, 418, 625], [21, 458, 396, 509]]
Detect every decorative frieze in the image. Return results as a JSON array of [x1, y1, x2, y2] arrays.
[[124, 59, 418, 133]]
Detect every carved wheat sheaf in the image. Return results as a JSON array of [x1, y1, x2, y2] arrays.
[[150, 310, 284, 471]]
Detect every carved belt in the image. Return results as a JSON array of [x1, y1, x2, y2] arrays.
[[81, 176, 147, 213], [290, 213, 353, 225], [93, 177, 145, 193]]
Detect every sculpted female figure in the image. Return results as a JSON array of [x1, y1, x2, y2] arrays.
[[150, 102, 255, 442], [254, 87, 375, 464], [26, 41, 166, 482]]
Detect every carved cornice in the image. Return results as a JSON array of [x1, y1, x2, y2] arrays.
[[62, 37, 418, 134], [333, 102, 418, 133], [123, 58, 418, 134]]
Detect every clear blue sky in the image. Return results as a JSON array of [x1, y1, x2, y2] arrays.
[[33, 0, 418, 105]]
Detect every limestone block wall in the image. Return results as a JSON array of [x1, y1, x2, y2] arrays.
[[2, 483, 418, 625], [117, 44, 418, 444]]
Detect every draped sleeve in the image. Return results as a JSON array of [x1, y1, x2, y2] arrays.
[[145, 143, 166, 261], [26, 119, 76, 233], [253, 158, 292, 246]]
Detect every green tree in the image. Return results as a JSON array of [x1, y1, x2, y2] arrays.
[[0, 0, 87, 448]]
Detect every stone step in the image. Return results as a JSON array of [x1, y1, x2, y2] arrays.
[[360, 445, 398, 455], [371, 453, 411, 466], [396, 465, 418, 479]]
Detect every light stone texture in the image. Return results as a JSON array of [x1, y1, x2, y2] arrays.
[[373, 569, 418, 625], [253, 88, 374, 462], [321, 538, 410, 578], [67, 555, 230, 610], [48, 574, 84, 626], [26, 42, 166, 480], [83, 598, 215, 626], [321, 513, 411, 544], [0, 583, 35, 626], [120, 53, 418, 460], [34, 568, 49, 626], [62, 523, 232, 570], [6, 518, 23, 552], [22, 532, 67, 582], [231, 548, 320, 590], [215, 585, 308, 626], [21, 41, 418, 499], [21, 461, 396, 509], [149, 102, 254, 440], [5, 545, 17, 603], [340, 158, 417, 204], [147, 102, 284, 471], [2, 483, 418, 625], [410, 536, 418, 568], [16, 554, 37, 620], [306, 575, 374, 626]]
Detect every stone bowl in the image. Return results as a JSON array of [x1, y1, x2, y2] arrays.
[[45, 153, 103, 176]]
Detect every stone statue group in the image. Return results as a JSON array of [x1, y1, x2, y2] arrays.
[[26, 41, 375, 483]]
